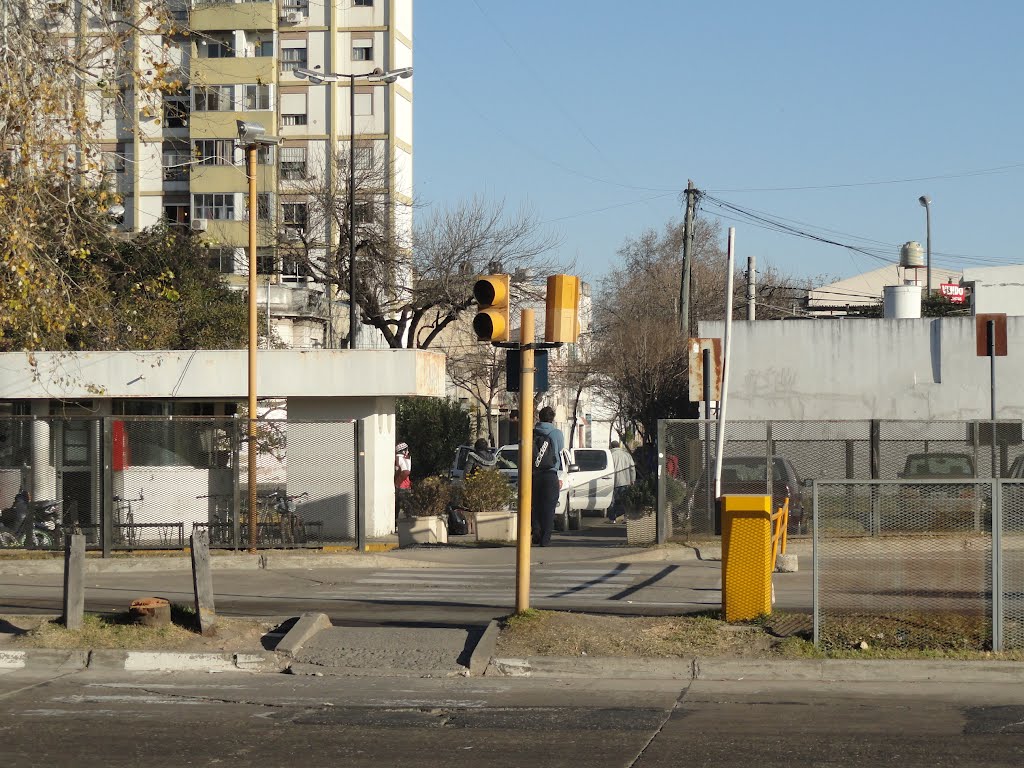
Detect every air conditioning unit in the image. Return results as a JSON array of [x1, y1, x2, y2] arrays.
[[280, 10, 304, 23], [191, 218, 208, 232]]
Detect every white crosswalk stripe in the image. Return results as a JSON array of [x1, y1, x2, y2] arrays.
[[314, 566, 641, 604]]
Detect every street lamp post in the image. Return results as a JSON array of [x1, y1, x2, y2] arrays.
[[294, 66, 412, 349], [919, 195, 932, 296], [236, 120, 279, 553]]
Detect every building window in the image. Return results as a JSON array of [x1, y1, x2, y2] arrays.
[[164, 204, 190, 226], [256, 247, 277, 275], [253, 40, 274, 57], [353, 144, 374, 171], [193, 85, 234, 112], [280, 146, 306, 180], [162, 144, 191, 181], [282, 202, 308, 231], [282, 254, 311, 280], [243, 83, 271, 111], [163, 97, 189, 127], [193, 193, 235, 220], [199, 37, 233, 59], [206, 247, 235, 273], [103, 146, 127, 174], [281, 113, 307, 126], [352, 39, 372, 61], [281, 46, 307, 73], [354, 0, 374, 6], [257, 192, 272, 221], [194, 139, 234, 166], [281, 0, 308, 9], [354, 200, 374, 225]]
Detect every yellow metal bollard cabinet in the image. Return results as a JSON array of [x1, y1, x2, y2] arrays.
[[721, 494, 774, 622]]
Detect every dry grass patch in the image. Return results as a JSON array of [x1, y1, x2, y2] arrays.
[[2, 611, 276, 654]]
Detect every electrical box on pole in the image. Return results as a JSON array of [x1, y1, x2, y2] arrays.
[[506, 349, 548, 392], [472, 274, 511, 342], [545, 274, 580, 343]]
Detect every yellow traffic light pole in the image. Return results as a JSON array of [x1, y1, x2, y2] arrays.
[[515, 308, 535, 614]]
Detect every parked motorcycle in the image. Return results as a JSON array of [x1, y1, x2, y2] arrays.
[[0, 490, 62, 549]]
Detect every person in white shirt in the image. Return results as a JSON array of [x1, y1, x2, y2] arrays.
[[609, 440, 636, 523]]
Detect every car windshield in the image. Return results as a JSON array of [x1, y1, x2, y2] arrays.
[[722, 458, 786, 483], [904, 454, 974, 476], [497, 448, 519, 468]]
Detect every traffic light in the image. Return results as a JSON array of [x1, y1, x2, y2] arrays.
[[472, 274, 510, 342], [545, 274, 580, 343]]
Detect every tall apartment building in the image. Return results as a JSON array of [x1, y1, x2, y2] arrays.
[[86, 0, 413, 347]]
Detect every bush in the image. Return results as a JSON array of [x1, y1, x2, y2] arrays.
[[621, 476, 657, 512], [396, 397, 470, 481], [460, 468, 514, 514], [408, 476, 451, 518]]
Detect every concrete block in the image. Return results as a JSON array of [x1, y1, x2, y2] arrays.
[[475, 510, 517, 542], [468, 620, 501, 676], [775, 553, 799, 572], [276, 612, 332, 657]]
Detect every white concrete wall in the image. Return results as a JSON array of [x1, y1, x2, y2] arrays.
[[963, 265, 1024, 316], [699, 316, 1024, 421]]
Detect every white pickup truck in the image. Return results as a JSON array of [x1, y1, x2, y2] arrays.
[[565, 447, 616, 518]]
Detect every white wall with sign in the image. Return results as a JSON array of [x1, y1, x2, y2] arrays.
[[963, 265, 1024, 316]]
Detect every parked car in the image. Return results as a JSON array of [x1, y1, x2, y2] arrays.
[[896, 452, 980, 531], [565, 447, 615, 517], [680, 455, 805, 534], [449, 444, 576, 531]]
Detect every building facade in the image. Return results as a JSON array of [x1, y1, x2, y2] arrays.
[[84, 0, 413, 348]]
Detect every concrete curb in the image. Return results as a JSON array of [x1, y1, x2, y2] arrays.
[[485, 656, 1024, 683], [276, 612, 332, 657], [468, 619, 501, 677], [0, 648, 282, 672], [0, 552, 463, 576]]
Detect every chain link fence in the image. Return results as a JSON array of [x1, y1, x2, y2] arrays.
[[812, 479, 1024, 652], [658, 419, 1024, 540], [0, 416, 359, 553]]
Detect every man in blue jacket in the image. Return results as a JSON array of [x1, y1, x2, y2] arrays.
[[532, 406, 564, 547]]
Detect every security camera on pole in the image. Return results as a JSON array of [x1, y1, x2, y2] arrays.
[[472, 273, 580, 613]]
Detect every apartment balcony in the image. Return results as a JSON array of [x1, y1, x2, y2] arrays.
[[191, 56, 275, 86], [190, 163, 274, 193], [189, 110, 276, 139], [200, 219, 276, 248], [190, 1, 276, 32]]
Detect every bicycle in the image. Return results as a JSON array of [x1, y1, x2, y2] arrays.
[[269, 489, 309, 547], [196, 493, 236, 546], [113, 491, 143, 548]]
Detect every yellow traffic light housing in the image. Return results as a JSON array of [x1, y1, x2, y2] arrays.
[[472, 274, 511, 342], [545, 274, 580, 343]]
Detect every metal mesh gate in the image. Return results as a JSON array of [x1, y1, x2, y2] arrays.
[[0, 416, 359, 552]]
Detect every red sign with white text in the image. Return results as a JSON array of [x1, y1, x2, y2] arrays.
[[940, 283, 966, 303]]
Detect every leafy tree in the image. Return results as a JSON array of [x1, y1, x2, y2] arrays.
[[396, 397, 471, 480]]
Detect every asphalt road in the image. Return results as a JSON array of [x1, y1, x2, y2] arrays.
[[1, 670, 1022, 767]]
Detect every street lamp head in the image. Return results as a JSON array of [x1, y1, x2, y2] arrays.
[[367, 66, 413, 83], [107, 204, 125, 219], [919, 195, 931, 208]]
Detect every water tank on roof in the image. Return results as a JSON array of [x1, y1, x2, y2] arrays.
[[900, 241, 925, 268], [883, 285, 922, 318]]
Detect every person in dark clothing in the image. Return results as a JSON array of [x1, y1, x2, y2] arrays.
[[531, 406, 564, 547], [464, 438, 497, 477]]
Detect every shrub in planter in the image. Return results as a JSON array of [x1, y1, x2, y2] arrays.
[[409, 476, 452, 518], [460, 468, 515, 517], [621, 476, 657, 514]]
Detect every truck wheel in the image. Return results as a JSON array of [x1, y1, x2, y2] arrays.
[[568, 510, 582, 531], [554, 513, 566, 532]]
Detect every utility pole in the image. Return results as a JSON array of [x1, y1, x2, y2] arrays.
[[679, 180, 697, 334], [746, 255, 756, 321]]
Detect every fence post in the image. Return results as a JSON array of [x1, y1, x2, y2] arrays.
[[101, 417, 113, 558], [62, 533, 86, 629], [190, 527, 217, 636], [656, 420, 668, 544], [992, 478, 1003, 652], [812, 479, 820, 646], [231, 415, 241, 550], [869, 419, 881, 536], [356, 419, 367, 551], [765, 421, 773, 495]]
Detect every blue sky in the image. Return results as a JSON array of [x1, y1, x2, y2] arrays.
[[414, 1, 1024, 287]]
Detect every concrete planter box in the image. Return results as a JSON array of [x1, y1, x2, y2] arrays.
[[475, 510, 518, 542], [397, 516, 448, 547], [626, 507, 657, 544]]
